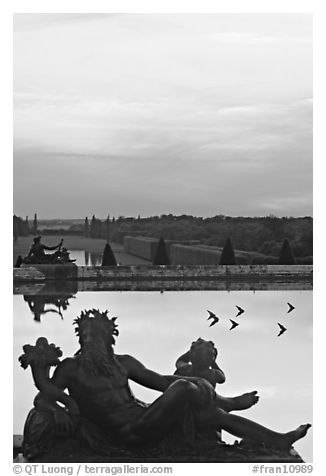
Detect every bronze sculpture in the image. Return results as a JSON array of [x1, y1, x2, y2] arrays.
[[23, 293, 75, 322], [19, 309, 311, 461], [15, 237, 76, 267]]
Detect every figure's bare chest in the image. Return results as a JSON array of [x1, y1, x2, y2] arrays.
[[69, 359, 127, 394]]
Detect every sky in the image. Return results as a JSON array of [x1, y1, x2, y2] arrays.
[[13, 13, 312, 218]]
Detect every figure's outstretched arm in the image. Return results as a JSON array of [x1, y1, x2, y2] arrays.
[[120, 354, 216, 402], [120, 354, 175, 392]]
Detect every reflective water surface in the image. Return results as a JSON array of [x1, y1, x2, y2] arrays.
[[13, 290, 312, 461], [68, 250, 103, 266]]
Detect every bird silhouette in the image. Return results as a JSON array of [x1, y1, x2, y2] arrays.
[[207, 310, 219, 327], [277, 323, 287, 337], [229, 319, 239, 331], [287, 302, 295, 313], [235, 305, 245, 317]]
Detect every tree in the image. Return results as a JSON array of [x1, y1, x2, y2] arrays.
[[105, 215, 111, 241], [219, 238, 236, 265], [101, 243, 117, 266], [153, 237, 170, 265], [84, 217, 89, 237], [13, 215, 30, 238], [90, 215, 101, 238], [33, 213, 38, 234], [278, 239, 295, 265]]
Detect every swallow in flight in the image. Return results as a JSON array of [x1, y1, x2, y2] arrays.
[[277, 323, 287, 337], [287, 302, 295, 314], [235, 305, 245, 317], [207, 310, 219, 327], [229, 319, 239, 331]]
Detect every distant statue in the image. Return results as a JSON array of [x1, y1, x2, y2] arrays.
[[28, 236, 63, 261], [19, 310, 311, 460], [15, 237, 76, 266]]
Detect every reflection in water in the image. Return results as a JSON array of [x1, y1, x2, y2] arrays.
[[85, 251, 90, 266], [90, 252, 99, 267], [63, 250, 103, 266], [23, 294, 76, 322]]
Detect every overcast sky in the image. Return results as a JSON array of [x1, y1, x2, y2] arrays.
[[13, 13, 312, 219]]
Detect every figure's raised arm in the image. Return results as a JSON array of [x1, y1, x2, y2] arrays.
[[210, 361, 226, 384], [175, 350, 191, 369], [44, 239, 63, 251]]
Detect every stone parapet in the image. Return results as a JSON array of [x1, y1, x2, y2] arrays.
[[13, 265, 313, 292]]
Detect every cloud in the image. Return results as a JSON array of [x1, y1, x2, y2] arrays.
[[14, 91, 312, 158], [13, 13, 119, 32], [13, 14, 312, 217], [208, 32, 312, 45]]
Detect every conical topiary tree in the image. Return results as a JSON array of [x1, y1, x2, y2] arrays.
[[219, 238, 236, 265], [278, 239, 295, 265], [153, 237, 170, 265], [101, 242, 117, 266]]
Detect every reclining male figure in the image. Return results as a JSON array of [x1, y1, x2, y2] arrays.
[[27, 311, 311, 452]]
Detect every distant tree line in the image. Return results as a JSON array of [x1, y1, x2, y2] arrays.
[[138, 236, 300, 266], [13, 213, 313, 262], [106, 214, 312, 260], [13, 213, 39, 239], [84, 215, 111, 240], [13, 215, 30, 239]]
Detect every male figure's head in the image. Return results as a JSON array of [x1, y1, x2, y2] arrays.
[[73, 309, 119, 376], [33, 236, 41, 244], [189, 338, 217, 368]]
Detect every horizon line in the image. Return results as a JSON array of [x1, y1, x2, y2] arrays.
[[14, 214, 313, 220]]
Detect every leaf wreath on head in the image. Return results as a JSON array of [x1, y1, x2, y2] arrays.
[[73, 309, 119, 344]]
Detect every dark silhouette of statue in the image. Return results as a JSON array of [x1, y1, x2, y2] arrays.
[[174, 338, 226, 386], [19, 310, 310, 460], [174, 338, 258, 443], [16, 237, 76, 266], [153, 237, 170, 265], [29, 236, 63, 261]]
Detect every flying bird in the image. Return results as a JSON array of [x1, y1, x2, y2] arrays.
[[287, 302, 295, 313], [277, 323, 287, 337], [207, 310, 219, 327], [229, 319, 239, 331], [235, 305, 245, 317]]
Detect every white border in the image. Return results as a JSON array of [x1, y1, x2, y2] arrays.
[[4, 1, 323, 474]]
